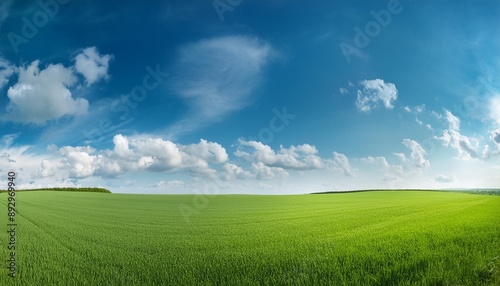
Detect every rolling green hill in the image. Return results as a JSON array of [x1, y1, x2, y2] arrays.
[[0, 190, 499, 285]]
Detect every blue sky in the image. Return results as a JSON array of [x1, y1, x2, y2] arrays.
[[0, 0, 499, 194]]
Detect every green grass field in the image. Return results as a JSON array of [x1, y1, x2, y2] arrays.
[[1, 190, 499, 285]]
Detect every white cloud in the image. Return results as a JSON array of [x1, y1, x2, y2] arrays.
[[329, 152, 353, 176], [436, 110, 479, 159], [235, 140, 325, 170], [251, 162, 288, 180], [132, 138, 185, 171], [74, 46, 113, 86], [59, 146, 97, 179], [55, 135, 230, 179], [112, 134, 134, 158], [492, 129, 500, 145], [414, 105, 425, 113], [1, 133, 19, 147], [339, 87, 348, 95], [0, 58, 14, 88], [489, 95, 500, 126], [356, 79, 398, 112], [400, 139, 430, 168], [38, 159, 62, 178], [5, 60, 88, 124], [444, 109, 460, 131], [404, 104, 425, 114], [221, 163, 254, 180], [389, 139, 430, 180], [0, 144, 96, 193], [431, 111, 443, 119], [183, 139, 228, 164], [435, 175, 455, 183], [437, 130, 478, 159], [360, 156, 389, 168], [167, 36, 275, 137], [484, 129, 500, 159], [154, 180, 184, 188], [482, 145, 493, 160], [1, 132, 498, 193]]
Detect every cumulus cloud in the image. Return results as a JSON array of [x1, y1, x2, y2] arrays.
[[1, 46, 112, 124], [251, 162, 288, 180], [57, 135, 229, 179], [183, 139, 228, 164], [167, 35, 275, 137], [221, 163, 254, 180], [360, 156, 389, 168], [234, 140, 325, 171], [59, 146, 97, 179], [356, 79, 398, 112], [37, 159, 62, 178], [74, 47, 113, 86], [5, 60, 88, 124], [436, 110, 478, 159]]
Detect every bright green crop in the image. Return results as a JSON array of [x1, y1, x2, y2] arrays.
[[0, 190, 498, 285]]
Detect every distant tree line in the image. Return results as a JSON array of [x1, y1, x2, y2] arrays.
[[310, 189, 500, 196], [0, 187, 111, 193]]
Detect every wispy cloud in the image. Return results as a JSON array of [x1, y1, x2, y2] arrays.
[[0, 58, 15, 88], [329, 152, 353, 176], [0, 0, 11, 26], [166, 35, 275, 138], [436, 110, 479, 159]]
